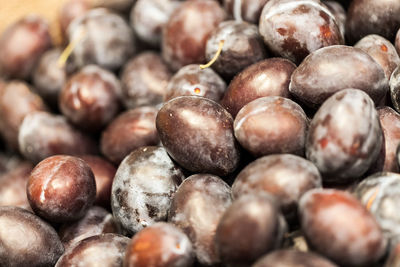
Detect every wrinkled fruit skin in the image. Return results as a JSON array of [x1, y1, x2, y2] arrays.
[[156, 96, 240, 176], [299, 189, 387, 267], [306, 89, 383, 183], [111, 146, 184, 234]]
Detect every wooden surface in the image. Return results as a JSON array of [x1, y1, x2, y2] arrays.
[[0, 0, 70, 44]]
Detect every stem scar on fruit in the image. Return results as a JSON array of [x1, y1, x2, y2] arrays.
[[57, 27, 87, 68], [200, 40, 225, 70]]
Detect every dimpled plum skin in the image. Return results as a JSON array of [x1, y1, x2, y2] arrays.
[[299, 189, 387, 267], [259, 0, 343, 64], [0, 206, 64, 267], [0, 15, 52, 79], [59, 65, 121, 132], [157, 96, 240, 176], [234, 96, 308, 157], [205, 20, 267, 79], [111, 146, 184, 234], [162, 0, 226, 71], [289, 45, 388, 108], [232, 154, 322, 220], [353, 172, 400, 247], [120, 52, 172, 109], [55, 234, 130, 267], [123, 222, 194, 267], [215, 194, 287, 266], [27, 155, 96, 223], [306, 89, 383, 183], [165, 64, 226, 102], [252, 249, 339, 267], [168, 174, 232, 266], [18, 111, 98, 164], [220, 57, 296, 118]]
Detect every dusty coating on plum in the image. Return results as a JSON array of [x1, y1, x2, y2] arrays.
[[67, 8, 135, 70], [223, 0, 269, 24], [306, 89, 382, 182], [168, 174, 232, 265], [232, 154, 322, 219], [259, 0, 343, 64], [290, 45, 388, 108], [111, 146, 184, 234], [390, 66, 400, 113], [299, 189, 387, 266], [157, 96, 240, 176], [0, 206, 64, 267], [165, 64, 226, 102], [353, 172, 400, 245]]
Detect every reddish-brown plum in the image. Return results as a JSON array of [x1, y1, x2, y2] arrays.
[[101, 106, 159, 164], [168, 174, 232, 265], [156, 96, 240, 176], [59, 65, 121, 131], [252, 250, 338, 267], [386, 242, 400, 267], [390, 66, 400, 113], [299, 189, 387, 266], [220, 58, 296, 117], [18, 111, 98, 163], [232, 154, 322, 220], [0, 15, 52, 79], [223, 0, 269, 24], [120, 52, 172, 109], [111, 147, 184, 234], [165, 64, 226, 102], [306, 89, 382, 183], [123, 222, 194, 267], [205, 20, 267, 79], [162, 0, 226, 71], [0, 206, 64, 267], [323, 1, 345, 38], [234, 96, 308, 157], [59, 0, 90, 39], [27, 155, 96, 222]]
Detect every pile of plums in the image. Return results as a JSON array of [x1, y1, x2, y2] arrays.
[[2, 0, 400, 266]]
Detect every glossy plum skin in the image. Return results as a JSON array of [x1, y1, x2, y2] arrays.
[[232, 154, 322, 220], [33, 48, 67, 107], [369, 107, 400, 173], [0, 206, 64, 267], [306, 89, 383, 183], [289, 45, 388, 108], [0, 162, 33, 210], [299, 189, 387, 267], [390, 66, 400, 113], [123, 222, 194, 267], [130, 0, 180, 47], [168, 174, 232, 265], [59, 206, 120, 250], [234, 96, 308, 157], [215, 194, 287, 266], [18, 111, 98, 164], [220, 58, 296, 117], [120, 52, 172, 109], [0, 81, 47, 150], [165, 64, 226, 102], [354, 35, 400, 80], [252, 250, 338, 267], [205, 20, 267, 79], [100, 106, 159, 164], [111, 146, 184, 234], [259, 0, 343, 64], [67, 8, 135, 70], [55, 234, 130, 267], [156, 96, 240, 176], [353, 172, 400, 247], [79, 155, 116, 208], [59, 65, 121, 131], [0, 15, 52, 79], [27, 155, 96, 223], [223, 0, 268, 24], [346, 0, 400, 44], [162, 0, 226, 71]]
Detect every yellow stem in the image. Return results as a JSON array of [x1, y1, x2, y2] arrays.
[[57, 27, 86, 68], [200, 40, 225, 70]]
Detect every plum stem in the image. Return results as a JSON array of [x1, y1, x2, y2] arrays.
[[57, 27, 86, 68], [200, 40, 225, 70]]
